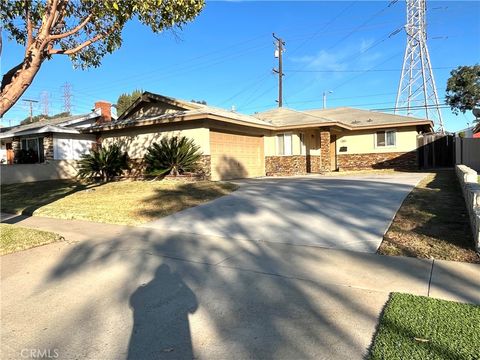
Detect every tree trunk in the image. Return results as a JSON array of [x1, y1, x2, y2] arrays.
[[1, 43, 46, 117]]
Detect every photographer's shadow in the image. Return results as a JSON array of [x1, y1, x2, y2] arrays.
[[127, 264, 198, 359]]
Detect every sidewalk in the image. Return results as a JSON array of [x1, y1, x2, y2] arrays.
[[2, 213, 479, 359], [3, 212, 479, 303]]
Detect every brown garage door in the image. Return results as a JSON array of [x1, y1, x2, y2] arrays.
[[210, 131, 265, 180]]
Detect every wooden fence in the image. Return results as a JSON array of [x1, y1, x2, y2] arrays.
[[455, 137, 480, 171]]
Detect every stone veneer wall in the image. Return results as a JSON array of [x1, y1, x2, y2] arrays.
[[337, 151, 418, 171], [127, 155, 211, 180], [12, 137, 20, 153], [306, 155, 322, 173], [319, 130, 331, 172], [266, 156, 307, 176], [196, 155, 211, 180], [43, 134, 54, 160]]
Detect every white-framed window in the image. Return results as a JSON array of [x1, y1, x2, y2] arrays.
[[276, 133, 292, 155], [299, 132, 306, 155], [376, 130, 396, 147]]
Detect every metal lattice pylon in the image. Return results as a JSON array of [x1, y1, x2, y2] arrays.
[[395, 0, 444, 132]]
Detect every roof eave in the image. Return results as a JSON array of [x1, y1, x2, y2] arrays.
[[88, 112, 276, 132], [346, 120, 433, 131]]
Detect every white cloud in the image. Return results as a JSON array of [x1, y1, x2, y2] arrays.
[[290, 38, 383, 73]]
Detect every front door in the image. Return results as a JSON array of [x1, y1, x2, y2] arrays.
[[330, 135, 337, 171], [6, 143, 14, 164]]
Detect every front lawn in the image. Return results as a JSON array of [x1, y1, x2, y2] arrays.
[[378, 170, 479, 263], [1, 179, 237, 225], [369, 293, 480, 360], [0, 224, 64, 255]]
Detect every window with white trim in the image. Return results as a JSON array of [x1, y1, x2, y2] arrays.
[[376, 130, 396, 147], [276, 133, 292, 155]]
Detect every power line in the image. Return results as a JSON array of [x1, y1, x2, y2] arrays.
[[288, 0, 358, 55], [324, 0, 399, 52], [219, 73, 271, 107], [285, 66, 455, 73]]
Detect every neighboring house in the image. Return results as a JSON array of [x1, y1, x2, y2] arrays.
[[455, 126, 475, 138], [0, 101, 111, 164], [473, 123, 480, 138], [86, 91, 433, 180]]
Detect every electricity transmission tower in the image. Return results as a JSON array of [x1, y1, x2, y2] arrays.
[[395, 0, 444, 133], [40, 91, 49, 116], [62, 82, 72, 113]]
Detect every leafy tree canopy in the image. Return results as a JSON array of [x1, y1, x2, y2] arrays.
[[191, 99, 207, 105], [445, 65, 480, 115], [20, 111, 71, 125], [116, 89, 143, 116], [1, 0, 205, 116]]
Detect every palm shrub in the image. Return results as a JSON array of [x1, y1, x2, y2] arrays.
[[77, 144, 129, 182], [144, 136, 202, 176]]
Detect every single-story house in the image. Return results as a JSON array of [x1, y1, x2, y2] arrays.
[[473, 123, 480, 139], [0, 101, 111, 164], [85, 91, 433, 180]]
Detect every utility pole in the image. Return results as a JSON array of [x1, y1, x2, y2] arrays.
[[272, 33, 285, 107], [323, 91, 333, 109], [23, 99, 38, 123], [61, 82, 72, 113]]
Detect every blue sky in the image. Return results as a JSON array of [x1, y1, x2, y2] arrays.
[[2, 1, 480, 131]]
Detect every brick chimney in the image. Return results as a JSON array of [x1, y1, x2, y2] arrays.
[[95, 101, 112, 124]]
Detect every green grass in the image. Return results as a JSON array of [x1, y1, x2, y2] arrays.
[[1, 179, 87, 215], [378, 170, 479, 263], [0, 224, 64, 255], [369, 293, 480, 360], [1, 179, 237, 225]]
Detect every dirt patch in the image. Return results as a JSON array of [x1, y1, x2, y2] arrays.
[[378, 170, 479, 263]]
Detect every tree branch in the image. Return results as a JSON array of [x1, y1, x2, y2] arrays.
[[49, 14, 92, 40], [25, 0, 33, 52], [48, 27, 115, 55]]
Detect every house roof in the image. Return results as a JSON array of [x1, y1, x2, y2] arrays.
[[0, 111, 101, 139], [90, 106, 274, 132], [94, 91, 434, 133], [117, 92, 203, 120], [254, 107, 433, 130], [94, 92, 273, 131], [473, 122, 480, 134]]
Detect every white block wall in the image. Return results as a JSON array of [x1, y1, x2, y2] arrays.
[[455, 165, 480, 251]]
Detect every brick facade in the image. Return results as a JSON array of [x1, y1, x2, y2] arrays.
[[319, 129, 331, 172], [43, 133, 54, 160], [265, 156, 307, 176], [337, 151, 418, 171]]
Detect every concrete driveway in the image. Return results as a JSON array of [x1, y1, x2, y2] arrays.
[[2, 214, 479, 360], [144, 173, 426, 252]]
